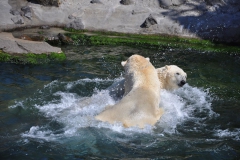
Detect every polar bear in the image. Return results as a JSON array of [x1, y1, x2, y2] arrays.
[[157, 65, 187, 91], [108, 65, 187, 100], [95, 55, 163, 128]]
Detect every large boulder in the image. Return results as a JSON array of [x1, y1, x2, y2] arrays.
[[21, 6, 32, 19], [140, 14, 158, 28], [66, 18, 84, 30]]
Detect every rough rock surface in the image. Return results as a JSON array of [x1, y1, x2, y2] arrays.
[[27, 0, 61, 7], [140, 14, 158, 28], [21, 6, 32, 19], [11, 15, 24, 24], [0, 32, 62, 54], [66, 18, 84, 30], [159, 0, 186, 8], [0, 0, 240, 44], [90, 0, 103, 4], [120, 0, 133, 5]]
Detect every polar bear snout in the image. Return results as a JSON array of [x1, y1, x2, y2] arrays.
[[179, 80, 186, 87]]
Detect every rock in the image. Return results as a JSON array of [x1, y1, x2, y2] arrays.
[[68, 15, 75, 20], [66, 18, 84, 30], [28, 0, 61, 7], [120, 0, 132, 5], [0, 32, 62, 54], [90, 0, 102, 4], [16, 40, 61, 54], [19, 35, 34, 41], [159, 0, 186, 8], [1, 0, 240, 43], [39, 25, 50, 29], [11, 15, 24, 24], [10, 10, 21, 16], [204, 0, 222, 6], [140, 14, 157, 28], [21, 6, 32, 19], [58, 33, 73, 44], [172, 0, 186, 6], [0, 32, 28, 54]]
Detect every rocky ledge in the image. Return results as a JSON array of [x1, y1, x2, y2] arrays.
[[0, 32, 61, 54], [0, 0, 240, 55]]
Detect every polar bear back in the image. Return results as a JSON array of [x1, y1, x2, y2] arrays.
[[96, 87, 163, 128], [95, 55, 162, 128]]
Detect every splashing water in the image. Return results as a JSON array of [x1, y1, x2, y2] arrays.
[[157, 84, 218, 134], [9, 78, 218, 142]]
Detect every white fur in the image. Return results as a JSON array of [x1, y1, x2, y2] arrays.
[[95, 55, 163, 128], [157, 65, 187, 90]]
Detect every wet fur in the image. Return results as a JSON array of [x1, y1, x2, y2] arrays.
[[95, 55, 163, 128]]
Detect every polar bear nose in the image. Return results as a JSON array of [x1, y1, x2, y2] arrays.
[[180, 80, 186, 86]]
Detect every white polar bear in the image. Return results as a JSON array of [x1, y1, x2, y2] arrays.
[[157, 65, 187, 91], [95, 55, 163, 128], [108, 65, 187, 101]]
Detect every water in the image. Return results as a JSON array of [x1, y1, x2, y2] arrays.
[[0, 45, 240, 159]]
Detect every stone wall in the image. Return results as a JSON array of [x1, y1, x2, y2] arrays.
[[0, 0, 239, 43]]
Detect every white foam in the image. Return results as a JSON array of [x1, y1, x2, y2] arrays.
[[16, 79, 217, 141], [214, 129, 240, 141], [156, 84, 218, 134], [21, 126, 59, 141]]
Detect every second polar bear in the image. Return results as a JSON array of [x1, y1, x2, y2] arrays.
[[157, 65, 187, 91], [108, 65, 187, 100], [95, 55, 163, 128]]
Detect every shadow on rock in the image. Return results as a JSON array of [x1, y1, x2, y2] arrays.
[[160, 0, 240, 44]]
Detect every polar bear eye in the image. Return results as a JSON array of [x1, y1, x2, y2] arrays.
[[176, 72, 180, 75]]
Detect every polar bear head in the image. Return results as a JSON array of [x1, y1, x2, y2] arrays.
[[121, 56, 150, 69], [157, 65, 187, 90], [121, 55, 155, 95]]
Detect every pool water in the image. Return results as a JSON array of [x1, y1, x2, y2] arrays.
[[0, 45, 240, 159]]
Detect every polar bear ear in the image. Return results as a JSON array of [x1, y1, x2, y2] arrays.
[[145, 57, 150, 61], [121, 61, 127, 66], [165, 65, 169, 69]]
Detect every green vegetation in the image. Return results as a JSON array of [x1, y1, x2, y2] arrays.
[[64, 28, 240, 53], [0, 50, 66, 64], [37, 31, 44, 35]]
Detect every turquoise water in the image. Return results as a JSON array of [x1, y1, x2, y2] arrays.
[[0, 45, 240, 159]]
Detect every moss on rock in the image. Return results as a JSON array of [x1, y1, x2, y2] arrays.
[[0, 50, 66, 64], [64, 28, 240, 54]]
